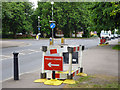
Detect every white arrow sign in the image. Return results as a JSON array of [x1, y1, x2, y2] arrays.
[[51, 25, 53, 28], [48, 62, 59, 67]]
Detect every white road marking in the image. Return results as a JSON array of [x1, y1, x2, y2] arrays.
[[1, 49, 41, 61]]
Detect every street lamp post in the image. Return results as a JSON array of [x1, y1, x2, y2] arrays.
[[51, 1, 54, 38]]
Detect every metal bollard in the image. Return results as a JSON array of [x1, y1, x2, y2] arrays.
[[52, 71, 55, 79], [82, 46, 85, 51], [61, 37, 64, 44], [41, 46, 47, 78], [13, 52, 19, 80], [78, 45, 84, 73], [52, 38, 54, 45], [67, 47, 73, 79], [49, 37, 53, 45]]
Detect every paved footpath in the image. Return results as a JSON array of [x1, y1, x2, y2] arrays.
[[1, 39, 119, 89]]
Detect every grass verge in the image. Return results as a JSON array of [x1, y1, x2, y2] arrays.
[[63, 75, 119, 88], [112, 45, 120, 50]]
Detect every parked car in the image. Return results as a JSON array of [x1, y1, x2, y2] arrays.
[[114, 33, 118, 38], [111, 34, 115, 39], [118, 34, 120, 38], [100, 32, 111, 40], [114, 29, 118, 38]]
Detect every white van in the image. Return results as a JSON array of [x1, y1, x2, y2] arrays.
[[100, 30, 111, 40], [114, 29, 118, 38]]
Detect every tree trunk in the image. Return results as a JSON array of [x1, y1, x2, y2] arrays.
[[75, 29, 77, 38], [13, 30, 17, 39], [69, 30, 72, 38]]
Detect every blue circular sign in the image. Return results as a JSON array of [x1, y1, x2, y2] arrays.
[[50, 23, 55, 29], [38, 27, 40, 31]]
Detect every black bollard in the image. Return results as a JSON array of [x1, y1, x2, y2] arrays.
[[52, 71, 55, 79], [80, 67, 83, 73], [82, 46, 85, 51], [13, 52, 19, 80]]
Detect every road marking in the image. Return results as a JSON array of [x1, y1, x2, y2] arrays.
[[0, 55, 13, 61], [1, 49, 41, 61]]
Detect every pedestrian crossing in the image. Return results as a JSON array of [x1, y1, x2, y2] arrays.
[[1, 49, 41, 61]]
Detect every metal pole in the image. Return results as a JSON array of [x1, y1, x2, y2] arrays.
[[67, 47, 73, 79], [78, 45, 83, 73], [42, 52, 46, 73], [37, 16, 41, 39], [79, 45, 82, 68], [13, 52, 19, 80], [52, 71, 55, 79], [52, 3, 54, 38], [52, 4, 53, 21], [79, 45, 84, 73], [41, 46, 47, 78], [69, 52, 72, 75], [38, 16, 40, 33], [52, 28, 53, 38]]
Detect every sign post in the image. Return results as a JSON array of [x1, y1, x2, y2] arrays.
[[38, 27, 40, 31], [50, 23, 55, 38]]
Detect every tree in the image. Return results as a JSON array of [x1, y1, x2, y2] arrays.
[[89, 2, 120, 34], [35, 2, 91, 38], [2, 2, 34, 38]]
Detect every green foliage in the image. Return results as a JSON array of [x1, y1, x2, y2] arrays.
[[89, 2, 120, 33], [78, 76, 92, 82], [112, 45, 120, 50], [2, 2, 34, 38], [32, 2, 92, 37], [2, 2, 120, 38]]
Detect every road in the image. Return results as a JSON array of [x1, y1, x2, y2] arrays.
[[1, 38, 100, 81]]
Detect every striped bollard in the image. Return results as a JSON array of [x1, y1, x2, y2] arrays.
[[41, 46, 47, 79], [67, 47, 73, 79]]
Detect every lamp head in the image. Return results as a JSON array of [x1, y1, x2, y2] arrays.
[[51, 1, 54, 5]]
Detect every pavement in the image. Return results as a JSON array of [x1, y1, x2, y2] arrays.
[[1, 38, 119, 89], [0, 40, 30, 48]]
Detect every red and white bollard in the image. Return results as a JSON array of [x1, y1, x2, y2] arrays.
[[41, 46, 47, 78], [77, 45, 87, 76], [68, 47, 73, 79]]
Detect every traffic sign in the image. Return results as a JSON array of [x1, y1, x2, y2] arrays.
[[38, 27, 40, 31], [50, 23, 55, 29], [44, 56, 63, 71], [50, 49, 57, 54]]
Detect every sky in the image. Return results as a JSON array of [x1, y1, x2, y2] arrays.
[[29, 0, 38, 9]]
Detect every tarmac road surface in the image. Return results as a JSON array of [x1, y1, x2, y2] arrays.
[[1, 38, 119, 88], [1, 37, 100, 81]]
